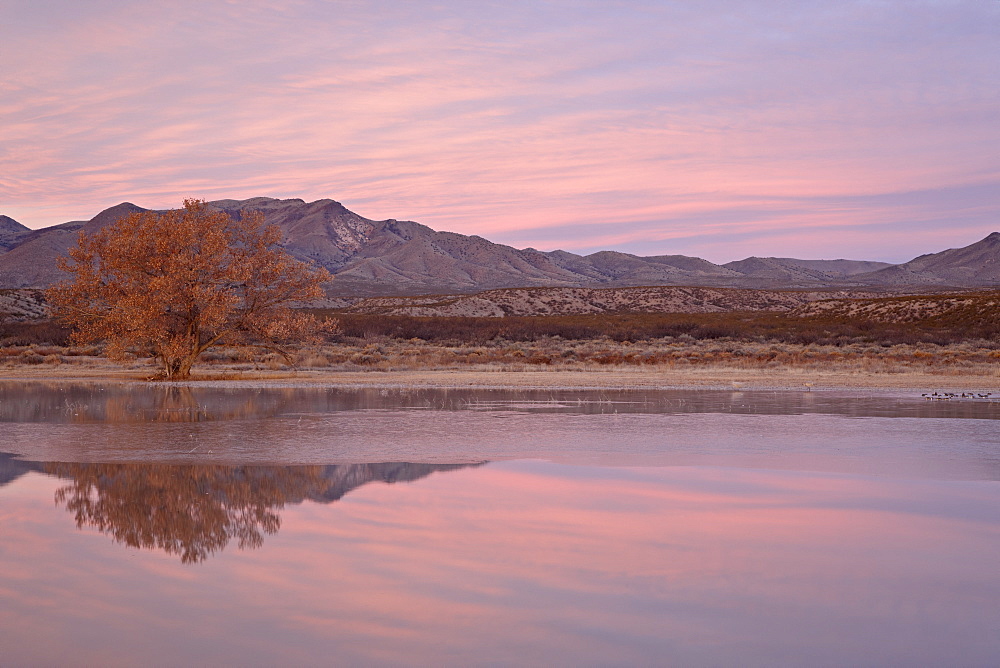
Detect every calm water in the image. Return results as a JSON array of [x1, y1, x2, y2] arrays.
[[1, 382, 998, 666]]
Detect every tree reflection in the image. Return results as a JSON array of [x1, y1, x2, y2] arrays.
[[46, 463, 324, 562], [44, 461, 478, 563]]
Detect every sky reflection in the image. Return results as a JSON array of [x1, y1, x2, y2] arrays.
[[1, 461, 997, 665]]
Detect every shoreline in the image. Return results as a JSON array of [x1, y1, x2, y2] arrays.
[[2, 365, 997, 393]]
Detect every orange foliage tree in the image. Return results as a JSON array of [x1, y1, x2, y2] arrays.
[[47, 199, 333, 379]]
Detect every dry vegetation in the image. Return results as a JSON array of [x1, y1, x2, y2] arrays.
[[3, 297, 998, 382], [794, 291, 1000, 325], [254, 337, 999, 378], [339, 285, 891, 317]]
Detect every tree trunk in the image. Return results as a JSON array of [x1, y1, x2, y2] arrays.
[[161, 355, 196, 380]]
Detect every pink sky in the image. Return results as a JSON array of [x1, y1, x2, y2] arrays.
[[2, 1, 998, 262]]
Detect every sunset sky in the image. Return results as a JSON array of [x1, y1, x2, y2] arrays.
[[3, 0, 998, 263]]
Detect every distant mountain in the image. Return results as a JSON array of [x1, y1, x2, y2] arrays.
[[723, 257, 895, 282], [722, 257, 835, 283], [853, 232, 1000, 286], [773, 258, 895, 276], [544, 250, 741, 285], [0, 198, 746, 291], [0, 197, 996, 292], [0, 215, 30, 252], [0, 203, 143, 288]]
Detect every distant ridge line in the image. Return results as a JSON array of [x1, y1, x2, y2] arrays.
[[0, 197, 996, 294]]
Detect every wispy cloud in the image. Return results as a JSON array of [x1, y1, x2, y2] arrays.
[[2, 0, 998, 261]]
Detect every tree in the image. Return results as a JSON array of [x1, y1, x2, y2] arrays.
[[47, 199, 333, 379]]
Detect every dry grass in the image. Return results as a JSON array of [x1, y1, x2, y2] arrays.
[[275, 336, 999, 377], [3, 289, 997, 385], [3, 337, 997, 379], [320, 306, 1000, 346]]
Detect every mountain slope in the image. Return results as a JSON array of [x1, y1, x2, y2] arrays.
[[1, 196, 995, 292], [722, 257, 896, 282], [855, 232, 1000, 286], [723, 257, 835, 283], [0, 203, 144, 288], [773, 258, 894, 276], [0, 215, 31, 252], [0, 198, 752, 292]]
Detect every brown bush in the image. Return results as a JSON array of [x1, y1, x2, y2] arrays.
[[314, 310, 998, 347], [0, 320, 73, 346]]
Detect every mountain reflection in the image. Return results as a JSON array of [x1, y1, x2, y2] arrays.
[[6, 457, 481, 563]]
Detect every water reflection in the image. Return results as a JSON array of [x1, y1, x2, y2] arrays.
[[0, 453, 481, 563], [2, 381, 998, 424], [3, 459, 998, 665], [0, 383, 295, 424], [2, 384, 998, 477]]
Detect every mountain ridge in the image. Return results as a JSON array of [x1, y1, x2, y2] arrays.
[[0, 197, 996, 293], [0, 215, 31, 252]]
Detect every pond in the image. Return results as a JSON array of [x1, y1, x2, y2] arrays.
[[1, 383, 998, 665]]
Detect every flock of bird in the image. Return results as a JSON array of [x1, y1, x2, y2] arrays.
[[921, 392, 993, 400]]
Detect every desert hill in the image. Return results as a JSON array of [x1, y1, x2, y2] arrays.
[[0, 197, 996, 293], [791, 290, 1000, 328], [338, 285, 891, 318]]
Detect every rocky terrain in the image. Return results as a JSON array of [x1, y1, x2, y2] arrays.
[[3, 283, 899, 320], [0, 289, 48, 320], [793, 291, 1000, 324], [340, 286, 893, 317], [0, 197, 996, 293]]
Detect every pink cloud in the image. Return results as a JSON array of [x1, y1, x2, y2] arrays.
[[2, 1, 997, 261]]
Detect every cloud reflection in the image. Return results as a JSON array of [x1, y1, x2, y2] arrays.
[[1, 460, 999, 663]]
